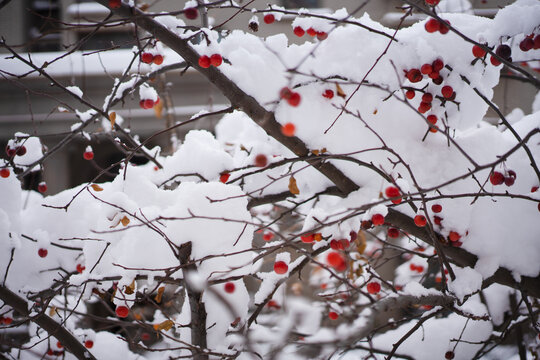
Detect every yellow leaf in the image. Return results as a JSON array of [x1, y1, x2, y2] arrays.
[[49, 306, 57, 316], [356, 231, 367, 254], [109, 112, 116, 128], [288, 176, 300, 195], [124, 280, 135, 295], [312, 149, 319, 155], [90, 184, 103, 191], [336, 83, 346, 98], [154, 286, 165, 304], [121, 216, 130, 226], [314, 233, 322, 242], [153, 99, 163, 119], [154, 319, 174, 331]]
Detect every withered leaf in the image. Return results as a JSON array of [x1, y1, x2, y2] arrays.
[[124, 280, 136, 295], [288, 176, 300, 195], [90, 184, 103, 192], [153, 319, 174, 331], [153, 98, 163, 119], [336, 83, 346, 98], [120, 216, 130, 227], [154, 286, 165, 304], [109, 112, 116, 128]]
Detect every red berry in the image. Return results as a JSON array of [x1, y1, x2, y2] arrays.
[[445, 351, 455, 359], [422, 93, 433, 103], [322, 89, 334, 99], [439, 20, 450, 34], [410, 263, 417, 271], [366, 282, 381, 294], [490, 56, 501, 66], [38, 248, 48, 258], [184, 7, 198, 20], [143, 99, 154, 109], [504, 176, 515, 186], [328, 311, 339, 320], [519, 37, 534, 52], [495, 44, 512, 60], [293, 26, 305, 37], [109, 0, 121, 9], [210, 54, 223, 67], [416, 265, 425, 273], [387, 228, 400, 238], [427, 114, 437, 125], [414, 215, 427, 227], [38, 182, 47, 194], [76, 264, 85, 273], [0, 168, 10, 178], [83, 151, 94, 160], [254, 154, 268, 167], [139, 100, 146, 109], [263, 232, 274, 241], [57, 342, 63, 349], [84, 340, 94, 349], [300, 233, 314, 243], [16, 146, 26, 156], [141, 52, 153, 64], [425, 18, 440, 33], [306, 27, 317, 37], [198, 55, 211, 68], [507, 170, 517, 179], [490, 171, 504, 185], [115, 305, 129, 318], [432, 76, 443, 85], [224, 282, 235, 293], [263, 14, 275, 24], [418, 102, 431, 113], [339, 239, 350, 249], [274, 260, 288, 274], [534, 35, 540, 49], [431, 204, 442, 213], [441, 85, 453, 99], [531, 186, 539, 193], [448, 231, 461, 242], [327, 251, 346, 270], [420, 64, 433, 75], [385, 186, 400, 198], [47, 349, 54, 356], [281, 123, 296, 137], [280, 87, 292, 99], [472, 45, 486, 58], [3, 317, 12, 325], [316, 31, 328, 41], [406, 69, 423, 83], [219, 172, 230, 183], [425, 0, 440, 5], [371, 213, 385, 226], [434, 216, 443, 226], [432, 58, 444, 72], [5, 146, 16, 157], [287, 92, 301, 107], [405, 90, 415, 99], [153, 54, 164, 65]]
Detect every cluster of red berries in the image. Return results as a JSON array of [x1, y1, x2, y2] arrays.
[[108, 0, 121, 9], [184, 7, 198, 20], [293, 26, 328, 40], [330, 238, 350, 250], [425, 17, 450, 34], [198, 54, 223, 68], [280, 87, 301, 107], [519, 33, 540, 52], [385, 185, 403, 204], [141, 52, 164, 65], [5, 144, 27, 158], [473, 43, 512, 66], [0, 316, 13, 325], [274, 260, 289, 274], [139, 96, 160, 110], [300, 232, 322, 243], [490, 169, 516, 186], [410, 263, 425, 273]]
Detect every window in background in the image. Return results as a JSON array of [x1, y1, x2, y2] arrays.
[[27, 0, 62, 52], [281, 0, 320, 9]]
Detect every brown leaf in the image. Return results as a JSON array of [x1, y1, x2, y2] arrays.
[[288, 176, 300, 195], [49, 306, 57, 317], [356, 230, 367, 254], [90, 184, 103, 192], [154, 286, 165, 304], [336, 83, 346, 98], [153, 319, 174, 331], [109, 112, 116, 128], [153, 99, 163, 119], [311, 149, 320, 155], [124, 280, 135, 295], [121, 216, 130, 226], [373, 108, 378, 115], [314, 233, 322, 242]]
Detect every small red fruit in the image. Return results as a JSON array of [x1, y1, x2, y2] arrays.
[[425, 18, 440, 33], [432, 58, 444, 72], [328, 311, 339, 320], [531, 186, 538, 193], [432, 76, 443, 85], [115, 305, 129, 318], [385, 186, 400, 198], [38, 248, 48, 258], [414, 215, 427, 227], [306, 27, 317, 37], [387, 228, 400, 238], [184, 7, 198, 20], [263, 232, 274, 241], [274, 260, 288, 274], [441, 85, 453, 99], [490, 171, 504, 185], [504, 176, 515, 186], [425, 0, 440, 5], [57, 342, 63, 349], [405, 90, 415, 99], [534, 35, 540, 49], [38, 182, 47, 194], [219, 172, 230, 183], [287, 92, 301, 107], [5, 146, 16, 157], [439, 20, 450, 34], [427, 114, 437, 125], [16, 146, 26, 156], [224, 282, 235, 293], [254, 154, 268, 167], [490, 56, 501, 66], [327, 251, 346, 271], [300, 233, 314, 243], [406, 69, 423, 83], [210, 54, 223, 67], [316, 31, 328, 41], [153, 55, 164, 65], [83, 151, 94, 160], [420, 64, 433, 75], [445, 351, 455, 359], [422, 93, 433, 103], [3, 317, 12, 325], [76, 264, 85, 273], [293, 26, 305, 37], [366, 281, 381, 294], [434, 215, 443, 226], [519, 37, 534, 52], [143, 99, 154, 109], [371, 213, 385, 226], [109, 0, 121, 9], [431, 204, 442, 213], [472, 45, 486, 58], [322, 89, 334, 99], [448, 231, 461, 242], [281, 122, 296, 137], [418, 102, 431, 114], [141, 52, 153, 64], [0, 168, 10, 178], [495, 44, 511, 60], [84, 340, 94, 349], [198, 55, 211, 68], [263, 14, 275, 24]]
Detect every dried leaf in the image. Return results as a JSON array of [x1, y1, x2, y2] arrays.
[[311, 149, 319, 155], [90, 184, 103, 191], [124, 280, 135, 295], [288, 176, 300, 195], [154, 286, 165, 304], [121, 216, 130, 226], [373, 108, 378, 115], [153, 99, 163, 119], [356, 230, 367, 254], [153, 319, 174, 331], [336, 83, 346, 98], [49, 306, 57, 317], [314, 233, 322, 242]]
